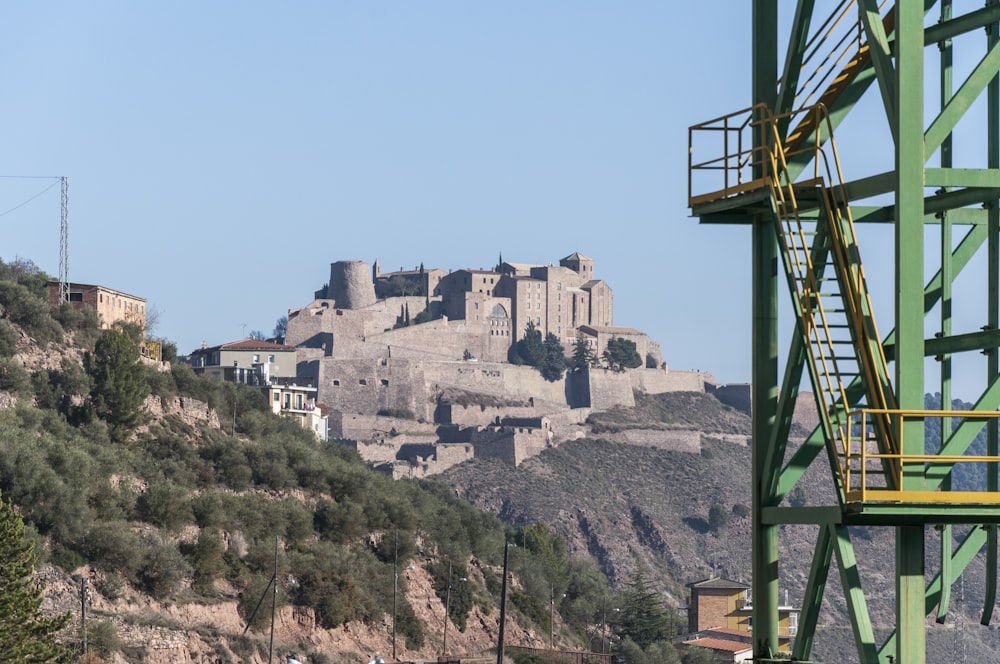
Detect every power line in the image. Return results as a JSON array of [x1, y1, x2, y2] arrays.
[[0, 179, 60, 218]]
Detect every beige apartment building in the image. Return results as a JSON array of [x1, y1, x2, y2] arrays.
[[46, 281, 147, 330]]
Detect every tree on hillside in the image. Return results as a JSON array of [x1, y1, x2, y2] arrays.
[[619, 567, 678, 649], [0, 491, 71, 662], [85, 324, 150, 442], [511, 321, 546, 366], [571, 334, 597, 372], [272, 315, 288, 344], [603, 337, 643, 372], [540, 333, 566, 382]]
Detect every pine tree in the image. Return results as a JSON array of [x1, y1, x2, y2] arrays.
[[571, 334, 597, 371], [603, 337, 643, 372], [85, 324, 150, 442], [540, 333, 566, 382], [514, 321, 546, 366], [0, 491, 71, 662], [619, 567, 677, 649]]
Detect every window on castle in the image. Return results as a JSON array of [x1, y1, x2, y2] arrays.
[[359, 379, 367, 385], [381, 379, 389, 386], [333, 380, 340, 386], [557, 282, 562, 290]]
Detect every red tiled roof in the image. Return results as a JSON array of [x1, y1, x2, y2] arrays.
[[703, 628, 752, 642], [683, 637, 752, 653]]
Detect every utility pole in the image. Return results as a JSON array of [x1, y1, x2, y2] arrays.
[[79, 577, 87, 655], [269, 537, 278, 663], [392, 531, 398, 662], [496, 541, 510, 664]]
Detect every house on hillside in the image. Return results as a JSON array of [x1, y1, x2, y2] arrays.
[[184, 339, 327, 439], [264, 380, 328, 441], [686, 576, 798, 652], [46, 281, 147, 330], [186, 339, 297, 385]]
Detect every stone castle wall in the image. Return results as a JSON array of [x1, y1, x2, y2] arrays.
[[318, 359, 431, 420], [707, 383, 751, 415], [587, 369, 636, 410], [602, 429, 702, 453], [631, 368, 715, 394], [421, 362, 569, 406], [437, 403, 543, 427], [328, 412, 438, 440]]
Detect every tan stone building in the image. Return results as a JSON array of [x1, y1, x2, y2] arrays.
[[46, 281, 147, 330]]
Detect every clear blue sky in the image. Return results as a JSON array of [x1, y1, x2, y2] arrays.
[[2, 2, 760, 383]]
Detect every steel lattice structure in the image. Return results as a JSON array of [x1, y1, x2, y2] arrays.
[[688, 2, 1000, 662]]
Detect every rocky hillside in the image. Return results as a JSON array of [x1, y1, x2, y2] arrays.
[[439, 393, 1000, 663]]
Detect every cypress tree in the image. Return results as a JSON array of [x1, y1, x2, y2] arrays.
[[0, 491, 71, 662]]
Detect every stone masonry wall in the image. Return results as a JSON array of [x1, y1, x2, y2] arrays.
[[631, 367, 715, 394], [587, 369, 636, 410], [328, 412, 438, 440], [318, 358, 430, 419]]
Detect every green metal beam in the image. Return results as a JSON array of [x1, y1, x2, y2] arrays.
[[895, 3, 926, 660], [751, 3, 779, 660], [831, 525, 878, 663], [880, 525, 988, 659], [881, 328, 1000, 360], [926, 167, 1000, 187], [859, 0, 898, 141], [925, 41, 1000, 157], [775, 0, 814, 120], [792, 524, 833, 662], [924, 4, 1000, 47]]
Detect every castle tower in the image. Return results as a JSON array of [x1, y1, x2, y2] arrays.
[[559, 252, 595, 278], [328, 261, 376, 309]]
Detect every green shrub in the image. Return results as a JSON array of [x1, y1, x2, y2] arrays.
[[0, 281, 63, 343], [0, 357, 30, 394], [80, 521, 143, 581], [0, 320, 18, 357], [136, 480, 193, 531], [190, 527, 226, 591], [138, 537, 191, 600], [87, 620, 122, 658]]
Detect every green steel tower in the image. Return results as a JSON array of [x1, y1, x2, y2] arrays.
[[688, 2, 1000, 662]]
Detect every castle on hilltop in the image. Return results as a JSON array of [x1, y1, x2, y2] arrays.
[[278, 252, 717, 477], [288, 252, 660, 368]]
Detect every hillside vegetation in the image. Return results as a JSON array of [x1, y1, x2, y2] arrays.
[[0, 259, 621, 663]]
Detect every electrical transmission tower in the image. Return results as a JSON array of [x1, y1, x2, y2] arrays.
[[59, 176, 69, 303]]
